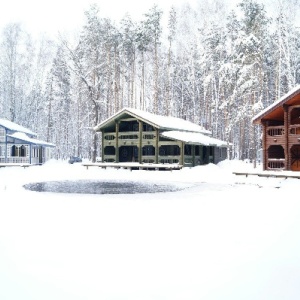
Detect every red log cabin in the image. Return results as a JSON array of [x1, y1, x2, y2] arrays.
[[253, 85, 300, 171]]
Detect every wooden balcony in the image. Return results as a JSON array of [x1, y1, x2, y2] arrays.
[[266, 126, 285, 144], [266, 124, 300, 146], [289, 125, 300, 144]]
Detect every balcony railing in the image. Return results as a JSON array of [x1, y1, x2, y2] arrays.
[[267, 126, 284, 136], [267, 158, 285, 170], [289, 125, 300, 135]]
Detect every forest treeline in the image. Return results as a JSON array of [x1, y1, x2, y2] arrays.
[[1, 0, 300, 162]]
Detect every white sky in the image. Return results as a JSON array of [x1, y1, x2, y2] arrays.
[[0, 0, 199, 37]]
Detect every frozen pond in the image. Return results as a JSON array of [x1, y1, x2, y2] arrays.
[[23, 180, 195, 194]]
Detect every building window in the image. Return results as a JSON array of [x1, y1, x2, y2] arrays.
[[0, 128, 5, 142], [159, 145, 180, 156], [104, 146, 116, 155], [20, 145, 26, 157], [104, 135, 115, 140], [11, 145, 27, 157], [184, 145, 192, 155], [142, 145, 155, 156], [11, 145, 18, 157]]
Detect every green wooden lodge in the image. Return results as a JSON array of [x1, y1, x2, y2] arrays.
[[94, 108, 229, 168]]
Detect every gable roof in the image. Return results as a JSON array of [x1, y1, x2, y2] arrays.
[[252, 85, 300, 124], [94, 107, 211, 135], [0, 118, 36, 136]]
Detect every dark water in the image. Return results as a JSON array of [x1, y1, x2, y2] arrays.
[[23, 180, 192, 194]]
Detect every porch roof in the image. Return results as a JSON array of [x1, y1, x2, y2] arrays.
[[160, 131, 229, 147], [7, 132, 55, 147], [0, 118, 36, 136]]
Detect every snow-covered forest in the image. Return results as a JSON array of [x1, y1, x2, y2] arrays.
[[0, 0, 299, 162]]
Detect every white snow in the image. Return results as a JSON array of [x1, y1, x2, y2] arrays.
[[0, 118, 36, 136], [7, 132, 55, 147], [1, 159, 300, 300], [161, 130, 229, 146]]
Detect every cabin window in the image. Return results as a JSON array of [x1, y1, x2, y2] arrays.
[[104, 146, 115, 155], [143, 123, 154, 132], [142, 145, 155, 156], [119, 134, 138, 140], [11, 145, 18, 157], [184, 145, 192, 155], [268, 145, 284, 159], [20, 145, 26, 157], [11, 145, 27, 157], [159, 145, 180, 156], [104, 135, 115, 140], [32, 146, 37, 157], [0, 128, 5, 142], [290, 107, 300, 125], [119, 121, 139, 132], [143, 134, 155, 140]]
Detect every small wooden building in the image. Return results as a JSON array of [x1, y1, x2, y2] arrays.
[[252, 85, 300, 171], [94, 108, 228, 167], [0, 118, 55, 165]]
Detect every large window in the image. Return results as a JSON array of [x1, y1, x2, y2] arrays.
[[142, 145, 155, 156], [104, 146, 115, 155], [159, 145, 180, 156], [11, 145, 27, 157], [0, 128, 5, 142], [184, 145, 192, 155]]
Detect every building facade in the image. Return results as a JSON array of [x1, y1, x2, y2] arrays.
[[94, 108, 228, 167], [253, 85, 300, 171], [0, 119, 54, 165]]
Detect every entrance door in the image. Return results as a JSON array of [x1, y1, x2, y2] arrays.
[[291, 145, 300, 171], [119, 146, 138, 162], [39, 147, 43, 164]]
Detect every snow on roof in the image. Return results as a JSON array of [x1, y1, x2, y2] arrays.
[[7, 132, 55, 147], [252, 84, 300, 123], [161, 131, 229, 147], [0, 118, 36, 136], [94, 107, 212, 135]]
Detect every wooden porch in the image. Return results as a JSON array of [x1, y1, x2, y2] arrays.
[[233, 170, 300, 179], [83, 162, 183, 171]]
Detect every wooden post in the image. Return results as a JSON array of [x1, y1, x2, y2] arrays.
[[180, 142, 184, 166], [138, 120, 142, 164], [101, 130, 104, 163], [115, 121, 119, 163], [284, 105, 289, 170], [262, 120, 267, 170], [155, 128, 159, 164], [192, 145, 195, 167]]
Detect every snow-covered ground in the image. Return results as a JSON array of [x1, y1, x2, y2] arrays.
[[0, 159, 300, 300]]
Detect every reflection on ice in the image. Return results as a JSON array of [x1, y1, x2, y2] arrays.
[[23, 180, 193, 194]]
